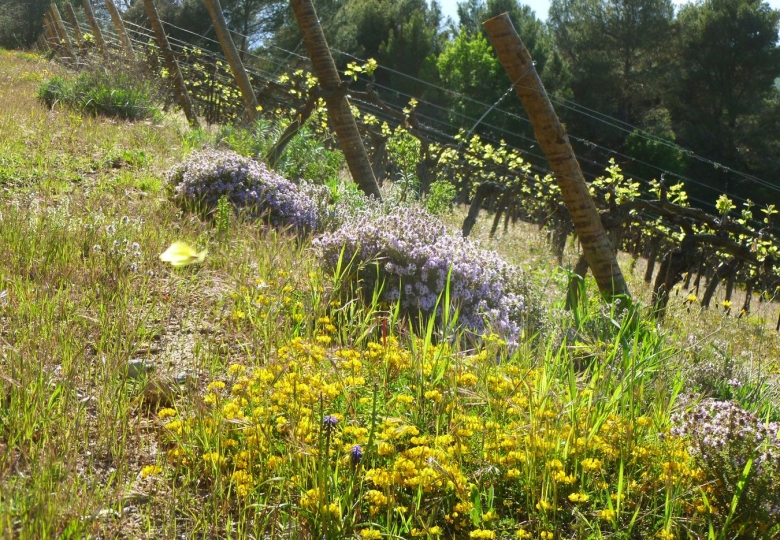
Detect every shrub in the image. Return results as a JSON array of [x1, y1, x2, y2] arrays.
[[424, 179, 457, 215], [169, 149, 321, 233], [313, 206, 536, 342], [275, 126, 344, 185], [672, 400, 780, 534], [681, 338, 780, 419], [217, 119, 345, 185], [37, 69, 161, 121]]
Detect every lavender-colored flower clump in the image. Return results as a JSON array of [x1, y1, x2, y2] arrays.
[[672, 400, 780, 531], [169, 149, 319, 232], [313, 206, 535, 342], [350, 444, 363, 466]]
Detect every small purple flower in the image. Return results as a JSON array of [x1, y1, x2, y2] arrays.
[[350, 444, 363, 466], [322, 415, 338, 431], [673, 399, 780, 527]]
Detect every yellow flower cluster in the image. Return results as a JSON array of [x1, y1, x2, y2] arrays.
[[140, 465, 162, 478], [151, 312, 707, 539]]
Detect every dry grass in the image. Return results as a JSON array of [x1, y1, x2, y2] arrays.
[[0, 49, 303, 538]]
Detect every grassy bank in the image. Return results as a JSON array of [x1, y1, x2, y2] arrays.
[[1, 49, 779, 539]]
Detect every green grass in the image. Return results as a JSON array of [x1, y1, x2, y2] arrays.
[[1, 48, 780, 539], [37, 67, 161, 122]]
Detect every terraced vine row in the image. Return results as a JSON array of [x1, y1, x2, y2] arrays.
[[46, 21, 780, 319]]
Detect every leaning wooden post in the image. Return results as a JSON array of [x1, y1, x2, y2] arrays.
[[483, 13, 628, 300], [103, 0, 134, 55], [142, 0, 200, 127], [290, 0, 381, 199], [49, 3, 77, 62], [42, 13, 58, 51], [82, 0, 107, 58], [37, 34, 49, 52], [204, 0, 260, 123], [45, 14, 67, 60], [64, 3, 85, 49]]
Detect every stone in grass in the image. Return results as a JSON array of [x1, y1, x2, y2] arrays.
[[174, 370, 196, 386], [126, 359, 155, 379]]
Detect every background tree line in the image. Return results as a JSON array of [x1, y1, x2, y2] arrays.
[[2, 0, 779, 206]]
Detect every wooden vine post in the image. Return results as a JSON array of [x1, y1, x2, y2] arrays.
[[82, 0, 107, 58], [483, 13, 629, 300], [36, 34, 49, 52], [290, 0, 382, 199], [49, 3, 77, 62], [204, 0, 260, 123], [64, 3, 85, 49], [142, 0, 200, 127], [103, 0, 134, 55], [42, 13, 58, 52]]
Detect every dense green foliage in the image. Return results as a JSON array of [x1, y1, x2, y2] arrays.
[[216, 119, 346, 185], [253, 0, 780, 206], [0, 0, 58, 49], [671, 0, 780, 197], [37, 69, 161, 121]]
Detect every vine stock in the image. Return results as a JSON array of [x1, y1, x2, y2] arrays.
[[55, 19, 780, 320]]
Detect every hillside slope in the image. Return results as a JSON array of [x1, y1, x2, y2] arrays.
[[2, 50, 780, 540]]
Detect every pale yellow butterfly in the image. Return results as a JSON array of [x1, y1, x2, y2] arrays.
[[159, 241, 207, 267]]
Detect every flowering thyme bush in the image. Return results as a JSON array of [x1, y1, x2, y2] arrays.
[[169, 149, 320, 232], [672, 400, 780, 534], [314, 206, 536, 341]]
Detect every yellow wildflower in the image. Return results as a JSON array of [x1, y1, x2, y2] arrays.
[[581, 457, 602, 471], [598, 508, 616, 521], [207, 381, 226, 392], [424, 389, 442, 402], [141, 465, 162, 478], [157, 408, 176, 419], [228, 364, 246, 375], [505, 468, 521, 480], [636, 416, 652, 427], [568, 492, 590, 503], [202, 452, 226, 467], [536, 500, 554, 511]]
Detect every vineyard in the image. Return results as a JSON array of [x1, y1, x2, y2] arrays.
[[3, 1, 780, 539], [36, 0, 780, 321]]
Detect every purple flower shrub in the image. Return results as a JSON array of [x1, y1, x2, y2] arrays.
[[672, 400, 780, 532], [169, 149, 320, 232], [681, 337, 753, 403], [313, 206, 536, 342]]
